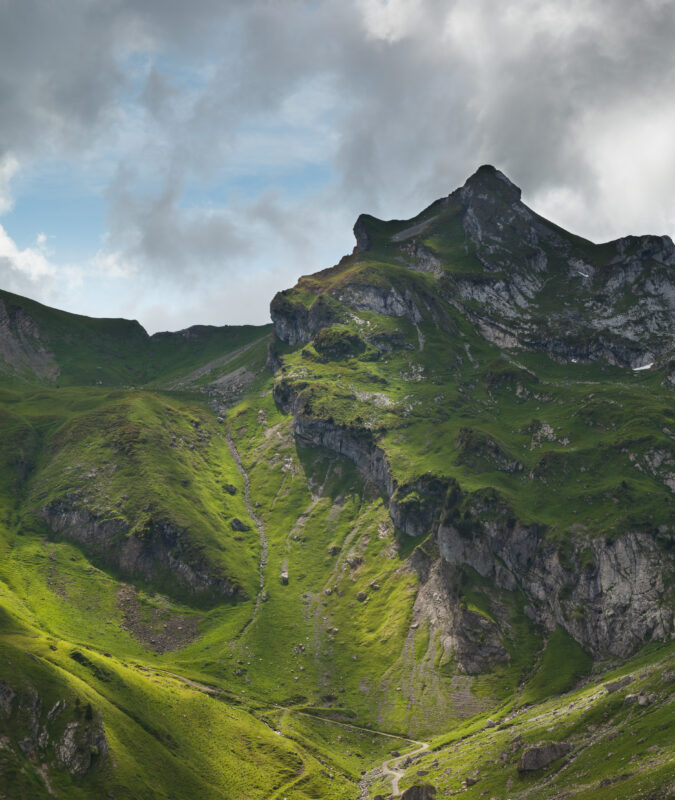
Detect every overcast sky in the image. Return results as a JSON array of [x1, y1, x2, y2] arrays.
[[1, 0, 675, 333]]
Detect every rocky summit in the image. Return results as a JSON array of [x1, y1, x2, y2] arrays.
[[0, 167, 673, 799]]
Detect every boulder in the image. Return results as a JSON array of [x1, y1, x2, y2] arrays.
[[625, 691, 655, 706], [604, 675, 633, 693], [230, 518, 250, 532], [518, 742, 571, 772]]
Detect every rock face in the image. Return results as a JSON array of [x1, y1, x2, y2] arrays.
[[42, 501, 241, 601], [55, 714, 109, 776], [453, 167, 675, 367], [518, 741, 571, 772], [437, 511, 671, 659], [0, 297, 59, 380], [0, 681, 108, 777], [274, 381, 393, 497], [406, 556, 509, 675], [270, 292, 337, 346], [271, 165, 675, 367], [401, 784, 437, 800]]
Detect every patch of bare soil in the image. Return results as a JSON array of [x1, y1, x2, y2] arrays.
[[116, 585, 200, 653]]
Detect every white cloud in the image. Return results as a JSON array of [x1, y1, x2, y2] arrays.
[[0, 223, 55, 282], [91, 249, 138, 279]]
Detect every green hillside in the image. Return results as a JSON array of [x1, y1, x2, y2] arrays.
[[0, 287, 271, 386], [0, 168, 673, 799]]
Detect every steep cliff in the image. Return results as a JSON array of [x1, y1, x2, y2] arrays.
[[270, 165, 674, 661]]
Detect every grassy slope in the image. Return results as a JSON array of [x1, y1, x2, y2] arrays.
[[0, 287, 271, 386], [0, 379, 390, 798], [0, 224, 673, 800], [385, 644, 674, 800], [0, 599, 340, 800], [7, 386, 260, 601], [276, 284, 674, 544], [0, 370, 551, 796]]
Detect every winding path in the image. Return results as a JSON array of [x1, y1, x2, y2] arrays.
[[379, 740, 430, 797], [158, 667, 429, 798], [226, 426, 268, 633]]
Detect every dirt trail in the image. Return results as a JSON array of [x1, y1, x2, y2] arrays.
[[379, 740, 430, 796], [226, 427, 268, 633], [157, 669, 429, 799], [159, 670, 222, 695]]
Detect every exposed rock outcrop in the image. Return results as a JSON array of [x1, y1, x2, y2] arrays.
[[518, 741, 571, 772], [42, 501, 241, 601], [0, 298, 59, 380], [450, 166, 675, 367], [273, 381, 672, 658], [55, 714, 108, 776], [0, 680, 16, 715], [401, 784, 437, 800], [409, 558, 509, 675], [270, 292, 337, 346], [437, 512, 671, 658], [0, 681, 108, 777]]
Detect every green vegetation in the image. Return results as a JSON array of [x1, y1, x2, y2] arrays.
[[383, 644, 674, 800], [275, 286, 674, 543], [519, 628, 593, 706], [0, 287, 270, 386], [0, 168, 673, 798]]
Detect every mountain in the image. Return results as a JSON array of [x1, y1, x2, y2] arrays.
[[0, 287, 271, 388], [273, 165, 675, 369], [0, 167, 672, 800]]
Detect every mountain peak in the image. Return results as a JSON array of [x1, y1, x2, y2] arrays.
[[461, 164, 522, 203]]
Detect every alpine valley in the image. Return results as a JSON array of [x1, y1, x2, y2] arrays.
[[0, 166, 673, 800]]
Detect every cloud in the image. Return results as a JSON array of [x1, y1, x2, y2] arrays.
[[2, 0, 675, 329], [0, 155, 19, 214], [0, 224, 56, 293], [103, 166, 253, 282]]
